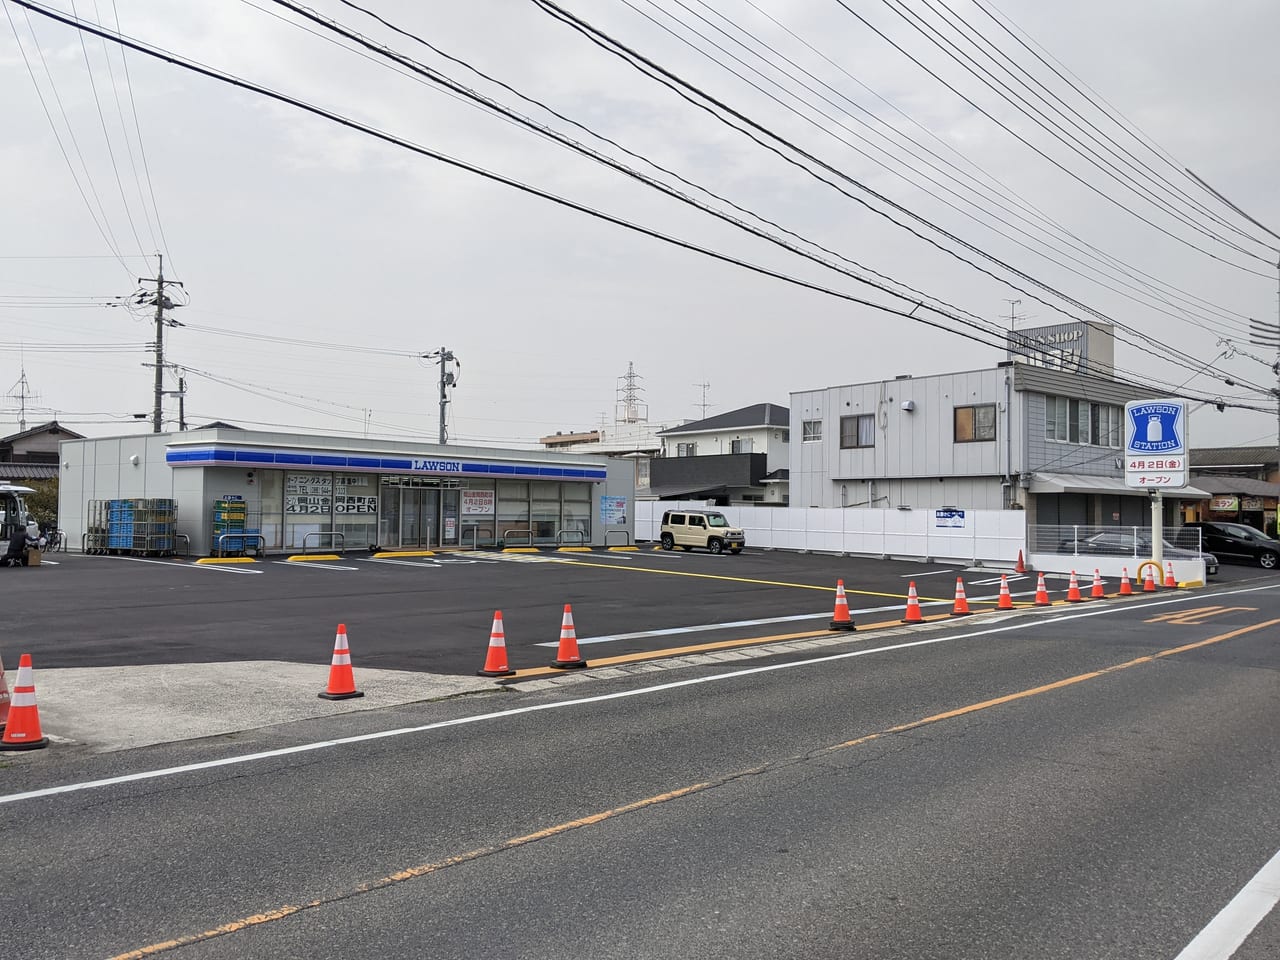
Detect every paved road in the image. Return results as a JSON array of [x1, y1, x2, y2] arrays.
[[1, 576, 1277, 959]]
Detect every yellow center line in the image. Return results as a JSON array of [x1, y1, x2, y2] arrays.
[[113, 616, 1277, 958], [548, 555, 926, 600]]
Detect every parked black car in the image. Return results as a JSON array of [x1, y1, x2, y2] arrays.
[[1179, 521, 1280, 569], [1057, 530, 1219, 577]]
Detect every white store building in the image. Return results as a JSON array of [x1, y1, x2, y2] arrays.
[[58, 426, 636, 556]]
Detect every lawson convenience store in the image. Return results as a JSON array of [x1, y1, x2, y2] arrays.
[[57, 427, 635, 555]]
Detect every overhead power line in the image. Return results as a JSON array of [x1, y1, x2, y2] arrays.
[[872, 0, 1274, 257], [527, 0, 1272, 393], [13, 0, 1272, 412], [621, 0, 1259, 341], [829, 0, 1275, 275]]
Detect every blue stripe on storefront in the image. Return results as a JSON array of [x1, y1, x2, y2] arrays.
[[165, 447, 606, 480]]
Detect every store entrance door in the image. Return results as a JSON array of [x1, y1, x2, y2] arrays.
[[399, 488, 439, 548]]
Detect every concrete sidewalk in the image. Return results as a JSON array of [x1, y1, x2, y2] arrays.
[[23, 662, 500, 753]]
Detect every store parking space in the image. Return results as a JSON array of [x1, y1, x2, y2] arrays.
[[11, 548, 1275, 677]]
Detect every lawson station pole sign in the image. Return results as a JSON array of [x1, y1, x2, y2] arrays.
[[1124, 399, 1188, 489]]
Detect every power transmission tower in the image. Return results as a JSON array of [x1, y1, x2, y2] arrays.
[[423, 348, 460, 444], [693, 381, 712, 419], [137, 254, 184, 433], [616, 361, 648, 424]]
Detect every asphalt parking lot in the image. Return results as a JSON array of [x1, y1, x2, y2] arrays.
[[4, 547, 1273, 754], [10, 546, 1271, 674]]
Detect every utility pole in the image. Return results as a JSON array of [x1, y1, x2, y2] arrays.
[[177, 375, 187, 432], [423, 348, 459, 444], [137, 254, 184, 433]]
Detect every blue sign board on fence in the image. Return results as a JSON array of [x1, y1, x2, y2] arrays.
[[1124, 399, 1188, 489]]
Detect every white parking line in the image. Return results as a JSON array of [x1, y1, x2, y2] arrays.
[[359, 557, 440, 568], [271, 561, 360, 572], [899, 569, 963, 578], [1172, 846, 1280, 960], [98, 556, 263, 575]]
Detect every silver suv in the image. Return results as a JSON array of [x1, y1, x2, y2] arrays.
[[659, 510, 745, 555]]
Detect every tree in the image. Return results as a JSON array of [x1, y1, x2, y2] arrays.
[[24, 479, 58, 527]]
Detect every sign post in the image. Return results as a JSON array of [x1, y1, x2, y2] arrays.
[[1124, 399, 1189, 568]]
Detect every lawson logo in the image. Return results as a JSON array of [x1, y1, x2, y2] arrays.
[[411, 459, 462, 472]]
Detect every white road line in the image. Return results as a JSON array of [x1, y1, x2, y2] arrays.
[[535, 589, 1076, 648], [270, 561, 360, 572], [1172, 847, 1280, 960], [536, 611, 834, 647], [899, 569, 963, 578], [7, 584, 1272, 808]]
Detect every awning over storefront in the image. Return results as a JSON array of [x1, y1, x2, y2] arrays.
[[1188, 475, 1280, 498], [1028, 472, 1211, 499]]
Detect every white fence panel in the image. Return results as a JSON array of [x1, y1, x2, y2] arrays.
[[635, 501, 1026, 564]]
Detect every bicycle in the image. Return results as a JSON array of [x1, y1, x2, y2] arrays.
[[44, 527, 65, 553]]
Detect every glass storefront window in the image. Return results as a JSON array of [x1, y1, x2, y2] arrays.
[[284, 471, 333, 550]]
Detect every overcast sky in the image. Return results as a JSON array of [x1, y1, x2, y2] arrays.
[[2, 0, 1278, 450]]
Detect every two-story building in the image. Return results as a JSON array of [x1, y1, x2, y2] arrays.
[[790, 358, 1210, 528], [647, 403, 790, 504]]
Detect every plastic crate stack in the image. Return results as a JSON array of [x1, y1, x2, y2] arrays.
[[103, 498, 177, 555], [212, 499, 248, 555]]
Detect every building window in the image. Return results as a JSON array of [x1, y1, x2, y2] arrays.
[[1045, 395, 1121, 447], [676, 442, 698, 457], [839, 414, 875, 448], [730, 438, 752, 454], [801, 419, 822, 442], [955, 404, 996, 442]]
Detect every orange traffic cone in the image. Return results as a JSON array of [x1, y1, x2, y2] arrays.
[[1090, 569, 1105, 599], [997, 575, 1015, 609], [901, 581, 924, 623], [1164, 561, 1178, 589], [319, 623, 364, 700], [550, 603, 588, 669], [950, 577, 972, 616], [478, 610, 517, 677], [829, 579, 856, 631], [1143, 566, 1157, 592], [1034, 572, 1051, 606], [0, 654, 47, 751], [0, 653, 9, 732], [1119, 568, 1133, 596], [1015, 549, 1026, 574], [1065, 570, 1085, 603]]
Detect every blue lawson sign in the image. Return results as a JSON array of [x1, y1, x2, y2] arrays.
[[1124, 399, 1188, 489]]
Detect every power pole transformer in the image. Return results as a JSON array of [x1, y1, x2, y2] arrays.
[[137, 254, 184, 433], [424, 348, 460, 444]]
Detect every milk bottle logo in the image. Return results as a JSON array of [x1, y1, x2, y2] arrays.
[[1126, 401, 1183, 455]]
